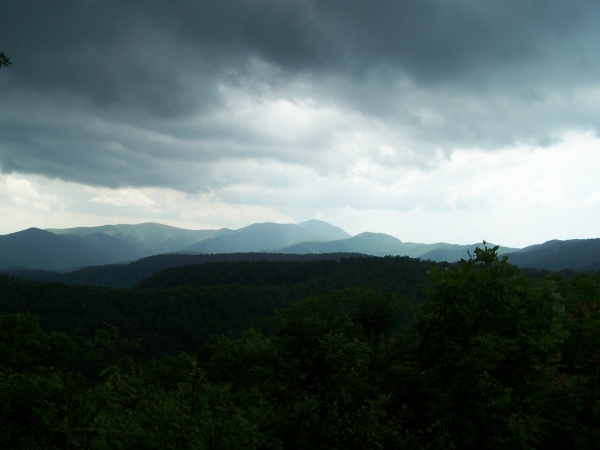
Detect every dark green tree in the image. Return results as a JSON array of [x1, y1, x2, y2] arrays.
[[0, 51, 11, 68], [273, 289, 414, 448], [411, 243, 570, 448]]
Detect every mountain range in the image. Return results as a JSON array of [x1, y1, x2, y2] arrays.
[[0, 220, 598, 279]]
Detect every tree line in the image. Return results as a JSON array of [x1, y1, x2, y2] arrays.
[[1, 247, 599, 448]]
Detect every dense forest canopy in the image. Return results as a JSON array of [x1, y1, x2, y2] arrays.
[[1, 247, 599, 448]]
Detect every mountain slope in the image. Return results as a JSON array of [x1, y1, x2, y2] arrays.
[[2, 220, 597, 272], [49, 222, 225, 257], [182, 222, 347, 253], [3, 221, 350, 271], [418, 242, 515, 262], [0, 228, 111, 270], [297, 219, 351, 241], [505, 238, 600, 271], [281, 233, 515, 262], [4, 252, 370, 288], [280, 232, 415, 257], [61, 232, 143, 263]]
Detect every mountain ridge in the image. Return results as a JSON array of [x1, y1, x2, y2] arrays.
[[0, 228, 114, 271], [504, 238, 600, 271], [0, 221, 598, 275]]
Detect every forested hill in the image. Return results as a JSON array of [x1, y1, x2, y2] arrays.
[[137, 255, 438, 294], [0, 255, 442, 357], [2, 245, 599, 448], [4, 252, 369, 288], [505, 238, 600, 271], [2, 220, 599, 274]]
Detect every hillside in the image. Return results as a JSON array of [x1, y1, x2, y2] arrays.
[[182, 220, 350, 253], [1, 246, 599, 449], [49, 222, 227, 257], [0, 228, 113, 270], [505, 238, 600, 271], [1, 220, 599, 274], [0, 255, 443, 356], [280, 232, 422, 257], [4, 252, 369, 288], [418, 242, 514, 262], [281, 233, 516, 262]]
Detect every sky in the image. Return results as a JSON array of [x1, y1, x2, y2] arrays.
[[1, 0, 599, 248]]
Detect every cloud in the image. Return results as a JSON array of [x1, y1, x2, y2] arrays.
[[0, 1, 599, 245]]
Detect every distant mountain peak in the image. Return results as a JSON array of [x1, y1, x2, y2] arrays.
[[2, 221, 598, 273], [297, 220, 351, 240], [299, 219, 339, 226], [353, 231, 403, 243]]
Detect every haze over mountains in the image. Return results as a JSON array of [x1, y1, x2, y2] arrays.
[[0, 220, 599, 277]]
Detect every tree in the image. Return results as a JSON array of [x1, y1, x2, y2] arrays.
[[0, 51, 11, 68], [273, 289, 413, 448], [411, 243, 570, 448]]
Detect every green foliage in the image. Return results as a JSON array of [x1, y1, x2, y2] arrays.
[[1, 249, 600, 448], [409, 243, 599, 448], [200, 328, 279, 389], [0, 256, 436, 357], [0, 51, 11, 68], [0, 312, 76, 371], [0, 317, 276, 449], [271, 289, 415, 448]]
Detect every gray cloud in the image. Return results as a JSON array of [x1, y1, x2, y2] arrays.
[[1, 0, 600, 193]]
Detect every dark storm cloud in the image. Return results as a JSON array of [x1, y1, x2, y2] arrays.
[[4, 0, 600, 108], [1, 0, 600, 191]]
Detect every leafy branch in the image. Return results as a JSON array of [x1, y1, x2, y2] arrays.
[[0, 51, 12, 68]]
